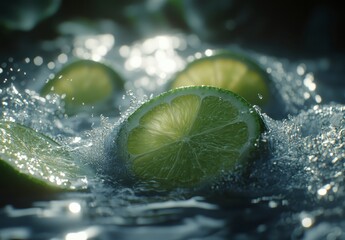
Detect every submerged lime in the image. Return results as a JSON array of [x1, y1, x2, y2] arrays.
[[169, 52, 271, 107], [116, 86, 263, 189], [41, 59, 124, 115], [0, 121, 88, 197]]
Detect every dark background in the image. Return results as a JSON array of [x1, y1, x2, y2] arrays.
[[1, 0, 344, 58]]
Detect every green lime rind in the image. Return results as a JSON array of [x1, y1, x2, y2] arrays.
[[41, 59, 125, 115], [168, 51, 271, 107], [116, 86, 264, 189], [0, 121, 89, 197]]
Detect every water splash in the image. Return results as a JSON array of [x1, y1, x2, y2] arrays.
[[262, 104, 345, 198], [1, 32, 345, 239], [0, 84, 67, 137]]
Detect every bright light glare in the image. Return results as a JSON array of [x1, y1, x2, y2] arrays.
[[68, 202, 81, 214], [65, 231, 88, 240], [301, 217, 313, 228], [156, 36, 172, 49], [317, 188, 327, 196], [155, 51, 177, 73], [73, 34, 114, 60], [303, 74, 316, 91], [297, 64, 306, 75]]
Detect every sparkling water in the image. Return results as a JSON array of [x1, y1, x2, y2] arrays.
[[1, 33, 344, 239]]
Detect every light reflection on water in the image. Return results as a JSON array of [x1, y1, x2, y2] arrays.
[[73, 34, 115, 62], [68, 202, 82, 214], [1, 33, 345, 239]]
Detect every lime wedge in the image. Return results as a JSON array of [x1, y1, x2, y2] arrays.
[[116, 86, 264, 189], [169, 52, 271, 107], [41, 59, 124, 115], [0, 121, 88, 197]]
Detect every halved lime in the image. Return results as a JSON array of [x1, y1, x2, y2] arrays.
[[0, 121, 88, 197], [116, 86, 264, 189], [41, 59, 124, 115], [168, 51, 271, 107]]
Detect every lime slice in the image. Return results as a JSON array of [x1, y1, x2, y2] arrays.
[[0, 121, 88, 197], [41, 59, 124, 115], [169, 52, 271, 107], [116, 86, 264, 189]]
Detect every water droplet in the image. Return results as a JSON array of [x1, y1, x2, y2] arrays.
[[301, 217, 314, 228], [47, 61, 55, 70], [204, 49, 213, 56], [33, 56, 43, 66], [268, 201, 278, 208], [315, 95, 322, 103], [194, 52, 202, 59], [297, 63, 306, 75], [58, 53, 68, 64], [68, 202, 82, 214]]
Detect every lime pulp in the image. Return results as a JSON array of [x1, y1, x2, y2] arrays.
[[116, 86, 264, 189], [169, 51, 271, 107]]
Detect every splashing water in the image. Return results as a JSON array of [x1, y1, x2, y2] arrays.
[[0, 84, 66, 137], [263, 104, 345, 198], [1, 33, 345, 239]]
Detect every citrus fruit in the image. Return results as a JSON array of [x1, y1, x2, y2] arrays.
[[41, 59, 124, 115], [168, 51, 271, 107], [0, 121, 88, 197], [116, 86, 264, 189]]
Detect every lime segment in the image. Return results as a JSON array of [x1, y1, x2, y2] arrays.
[[0, 121, 88, 196], [169, 52, 271, 107], [41, 59, 124, 115], [117, 86, 263, 189]]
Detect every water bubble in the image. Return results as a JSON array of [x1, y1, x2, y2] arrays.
[[204, 49, 213, 56], [119, 45, 130, 57], [68, 202, 82, 214], [297, 63, 306, 75], [304, 74, 316, 91], [301, 216, 314, 228], [317, 188, 328, 196], [58, 53, 68, 64], [0, 85, 67, 136], [315, 95, 322, 103], [33, 56, 43, 66], [260, 103, 345, 201], [268, 201, 278, 208], [194, 52, 203, 59], [47, 61, 55, 70]]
